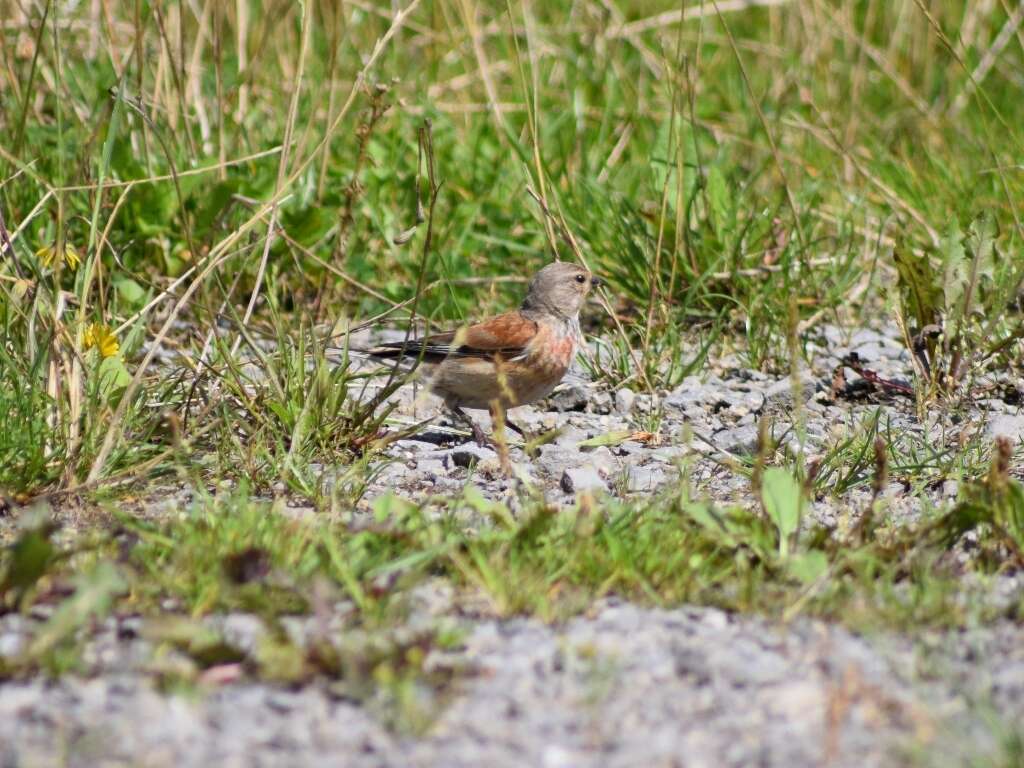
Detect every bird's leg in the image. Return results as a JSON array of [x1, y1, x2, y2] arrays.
[[449, 406, 489, 447], [503, 418, 529, 442]]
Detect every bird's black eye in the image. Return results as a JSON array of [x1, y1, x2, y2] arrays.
[[575, 274, 586, 284]]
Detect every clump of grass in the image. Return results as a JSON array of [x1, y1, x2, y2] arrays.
[[929, 437, 1024, 569], [893, 214, 1024, 401], [811, 409, 993, 499], [190, 313, 406, 500]]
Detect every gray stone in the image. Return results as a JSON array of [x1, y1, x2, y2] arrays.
[[763, 371, 819, 405], [537, 445, 583, 478], [649, 446, 687, 463], [884, 481, 906, 499], [589, 390, 614, 414], [0, 632, 25, 657], [664, 376, 714, 411], [446, 445, 498, 468], [624, 464, 668, 492], [549, 381, 590, 411], [614, 387, 637, 414], [849, 328, 886, 347], [216, 613, 266, 654], [852, 341, 885, 362], [394, 438, 442, 453], [615, 440, 646, 455], [580, 445, 617, 476], [373, 462, 409, 484], [987, 414, 1024, 443], [552, 424, 589, 447], [560, 466, 607, 494], [412, 458, 446, 476], [714, 425, 761, 455]]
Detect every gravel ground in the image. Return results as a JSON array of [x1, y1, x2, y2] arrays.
[[2, 323, 1023, 767], [2, 603, 1024, 767], [354, 322, 1022, 524]]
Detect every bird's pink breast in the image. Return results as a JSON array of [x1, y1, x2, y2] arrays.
[[528, 322, 578, 373]]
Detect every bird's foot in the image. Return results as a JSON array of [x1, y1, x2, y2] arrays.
[[471, 422, 490, 448]]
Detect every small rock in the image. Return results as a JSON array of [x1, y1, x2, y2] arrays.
[[549, 382, 589, 412], [538, 446, 582, 477], [615, 440, 646, 455], [447, 445, 498, 468], [561, 466, 606, 494], [714, 425, 760, 455], [412, 458, 446, 476], [943, 480, 960, 498], [734, 410, 756, 425], [805, 399, 825, 413], [585, 446, 618, 476], [0, 632, 25, 657], [218, 613, 266, 654], [885, 481, 905, 498], [590, 390, 614, 414], [614, 387, 636, 414], [624, 464, 667, 492], [542, 745, 582, 768], [393, 438, 440, 452], [407, 579, 455, 617], [373, 463, 408, 484], [987, 414, 1024, 443], [665, 377, 713, 411], [849, 328, 885, 347], [650, 446, 687, 463], [552, 424, 589, 447], [852, 341, 885, 362], [762, 372, 818, 405]]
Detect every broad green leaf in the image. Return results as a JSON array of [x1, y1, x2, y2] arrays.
[[966, 212, 998, 294], [97, 354, 132, 402], [786, 549, 828, 585], [114, 277, 147, 307], [941, 222, 967, 318], [762, 467, 802, 558], [577, 430, 634, 448], [892, 247, 941, 330]]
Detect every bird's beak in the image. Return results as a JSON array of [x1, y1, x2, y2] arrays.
[[590, 276, 603, 288]]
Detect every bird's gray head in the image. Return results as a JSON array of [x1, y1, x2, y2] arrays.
[[520, 261, 602, 320]]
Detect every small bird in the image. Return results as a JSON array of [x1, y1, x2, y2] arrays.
[[368, 261, 601, 446]]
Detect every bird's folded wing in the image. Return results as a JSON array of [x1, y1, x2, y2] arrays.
[[370, 311, 538, 361]]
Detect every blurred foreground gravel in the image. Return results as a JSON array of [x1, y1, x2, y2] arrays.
[[4, 602, 1024, 768]]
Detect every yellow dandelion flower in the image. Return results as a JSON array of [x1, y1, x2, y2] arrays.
[[63, 243, 81, 270], [35, 241, 81, 270], [83, 323, 120, 358], [35, 244, 56, 267]]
